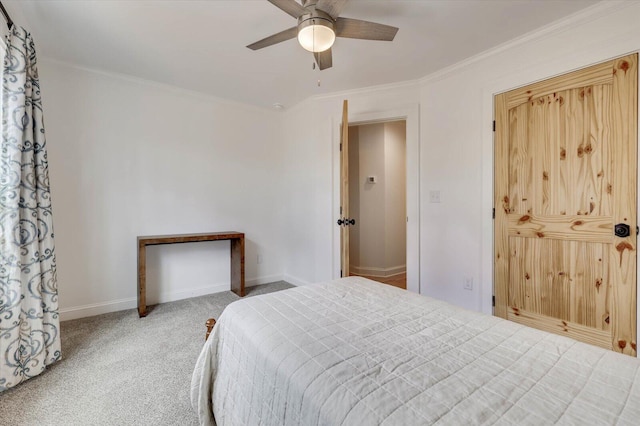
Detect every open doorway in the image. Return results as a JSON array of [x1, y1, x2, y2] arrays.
[[333, 103, 419, 294], [347, 120, 407, 289]]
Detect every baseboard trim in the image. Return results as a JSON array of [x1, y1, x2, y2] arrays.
[[246, 274, 284, 287], [350, 264, 406, 278], [59, 274, 285, 321], [283, 274, 312, 287], [59, 298, 138, 321]]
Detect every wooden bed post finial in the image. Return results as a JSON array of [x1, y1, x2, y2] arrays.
[[205, 318, 216, 341]]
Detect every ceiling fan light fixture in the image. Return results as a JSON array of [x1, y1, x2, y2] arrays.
[[248, 1, 399, 71], [297, 17, 335, 53]]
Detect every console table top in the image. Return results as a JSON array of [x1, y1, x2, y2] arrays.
[[137, 232, 244, 246]]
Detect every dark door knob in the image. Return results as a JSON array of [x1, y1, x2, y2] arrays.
[[615, 223, 631, 238], [338, 218, 356, 226]]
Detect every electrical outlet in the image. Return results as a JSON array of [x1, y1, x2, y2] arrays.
[[257, 254, 263, 264], [463, 276, 473, 290], [429, 190, 441, 203]]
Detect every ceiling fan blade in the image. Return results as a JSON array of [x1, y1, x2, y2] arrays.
[[335, 17, 398, 41], [247, 26, 298, 50], [314, 48, 333, 70], [316, 0, 349, 19], [268, 0, 307, 18]]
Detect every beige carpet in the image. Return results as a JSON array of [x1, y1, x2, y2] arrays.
[[0, 282, 293, 426]]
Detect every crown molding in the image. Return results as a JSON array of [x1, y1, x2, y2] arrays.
[[310, 78, 420, 103]]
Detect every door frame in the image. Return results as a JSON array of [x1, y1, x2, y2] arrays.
[[481, 52, 640, 338], [332, 104, 420, 294]]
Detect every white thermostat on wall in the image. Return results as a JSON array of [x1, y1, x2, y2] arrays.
[[367, 176, 377, 184]]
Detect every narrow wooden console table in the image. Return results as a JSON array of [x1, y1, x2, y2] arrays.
[[137, 232, 245, 317]]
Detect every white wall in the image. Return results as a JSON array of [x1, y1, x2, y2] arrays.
[[280, 98, 326, 286], [384, 121, 407, 270], [40, 60, 286, 320], [281, 0, 640, 336]]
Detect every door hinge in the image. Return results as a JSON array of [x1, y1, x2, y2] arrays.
[[340, 143, 342, 151], [492, 208, 495, 219], [492, 120, 496, 132], [340, 269, 343, 277], [492, 295, 495, 307]]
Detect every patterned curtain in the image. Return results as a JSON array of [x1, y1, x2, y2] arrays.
[[0, 26, 60, 391]]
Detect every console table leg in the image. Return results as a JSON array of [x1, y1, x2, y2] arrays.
[[230, 237, 245, 297], [138, 243, 147, 317]]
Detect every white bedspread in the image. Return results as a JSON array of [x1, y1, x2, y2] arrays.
[[191, 277, 640, 425]]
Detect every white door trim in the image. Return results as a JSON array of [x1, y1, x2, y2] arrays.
[[331, 104, 420, 294]]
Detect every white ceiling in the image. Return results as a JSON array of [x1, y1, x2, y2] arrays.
[[6, 0, 599, 109]]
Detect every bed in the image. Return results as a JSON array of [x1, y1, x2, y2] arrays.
[[191, 276, 640, 425]]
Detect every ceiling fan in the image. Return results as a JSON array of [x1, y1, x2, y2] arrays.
[[247, 0, 399, 70]]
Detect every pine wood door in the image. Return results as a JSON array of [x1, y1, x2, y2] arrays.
[[340, 99, 350, 276], [494, 54, 638, 356]]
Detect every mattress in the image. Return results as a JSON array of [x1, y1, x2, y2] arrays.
[[191, 276, 640, 425]]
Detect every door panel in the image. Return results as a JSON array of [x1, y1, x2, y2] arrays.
[[340, 99, 349, 276], [495, 54, 637, 356], [509, 238, 609, 329]]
